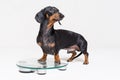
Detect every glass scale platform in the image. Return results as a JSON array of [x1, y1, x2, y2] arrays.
[[16, 58, 68, 75]]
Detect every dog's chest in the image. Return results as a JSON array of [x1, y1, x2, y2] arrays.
[[43, 36, 55, 47], [37, 35, 55, 48], [37, 35, 55, 54]]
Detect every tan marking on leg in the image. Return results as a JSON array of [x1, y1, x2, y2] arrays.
[[54, 54, 60, 64], [67, 51, 77, 62], [83, 53, 89, 64], [37, 42, 42, 46], [38, 53, 47, 62], [48, 43, 55, 47]]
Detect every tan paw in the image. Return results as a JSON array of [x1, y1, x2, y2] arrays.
[[83, 61, 89, 65], [38, 58, 46, 62]]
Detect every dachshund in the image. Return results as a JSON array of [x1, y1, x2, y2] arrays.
[[35, 6, 89, 64]]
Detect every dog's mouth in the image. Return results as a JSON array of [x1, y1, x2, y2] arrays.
[[56, 14, 64, 25], [53, 18, 62, 25], [50, 12, 64, 25]]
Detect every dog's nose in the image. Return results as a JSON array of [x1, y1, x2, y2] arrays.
[[59, 13, 64, 18]]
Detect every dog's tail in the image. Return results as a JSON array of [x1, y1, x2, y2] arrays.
[[72, 52, 82, 60]]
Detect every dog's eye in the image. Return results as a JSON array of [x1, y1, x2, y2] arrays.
[[48, 12, 52, 16], [48, 11, 55, 15]]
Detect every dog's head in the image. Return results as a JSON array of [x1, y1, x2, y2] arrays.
[[35, 6, 64, 25]]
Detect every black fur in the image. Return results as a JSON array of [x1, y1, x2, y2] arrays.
[[35, 6, 89, 64]]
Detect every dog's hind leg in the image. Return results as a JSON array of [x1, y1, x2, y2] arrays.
[[67, 51, 77, 62], [83, 52, 89, 64], [79, 40, 89, 64]]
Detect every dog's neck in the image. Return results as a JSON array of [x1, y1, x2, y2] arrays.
[[39, 20, 55, 36]]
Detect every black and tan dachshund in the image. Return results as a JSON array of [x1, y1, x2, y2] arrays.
[[35, 6, 89, 64]]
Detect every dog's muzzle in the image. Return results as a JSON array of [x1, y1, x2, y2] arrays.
[[58, 13, 64, 25]]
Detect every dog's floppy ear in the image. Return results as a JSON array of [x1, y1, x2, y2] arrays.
[[35, 9, 45, 23]]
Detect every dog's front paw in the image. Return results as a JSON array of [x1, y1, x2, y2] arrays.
[[83, 61, 89, 65], [54, 61, 61, 65], [38, 58, 46, 62], [54, 61, 61, 67]]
